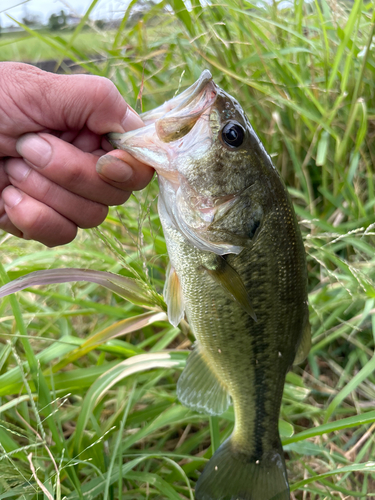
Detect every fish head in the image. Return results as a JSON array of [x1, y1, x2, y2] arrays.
[[108, 71, 272, 255]]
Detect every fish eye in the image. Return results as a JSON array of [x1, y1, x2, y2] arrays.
[[221, 122, 245, 148]]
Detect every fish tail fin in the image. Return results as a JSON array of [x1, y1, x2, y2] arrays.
[[195, 437, 290, 500]]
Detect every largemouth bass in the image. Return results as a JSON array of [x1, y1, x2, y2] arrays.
[[109, 71, 310, 500]]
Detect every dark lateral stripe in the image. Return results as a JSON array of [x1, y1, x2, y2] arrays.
[[250, 319, 268, 459]]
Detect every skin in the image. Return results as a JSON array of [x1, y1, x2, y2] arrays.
[[0, 62, 154, 247]]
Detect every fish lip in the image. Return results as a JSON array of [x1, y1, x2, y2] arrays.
[[140, 70, 214, 125], [168, 70, 215, 115]]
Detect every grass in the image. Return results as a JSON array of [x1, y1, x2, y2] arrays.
[[0, 30, 113, 63], [0, 0, 375, 498]]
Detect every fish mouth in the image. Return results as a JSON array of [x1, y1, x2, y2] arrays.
[[107, 70, 217, 173]]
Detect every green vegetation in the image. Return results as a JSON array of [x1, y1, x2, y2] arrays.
[[0, 30, 112, 64], [1, 0, 375, 498]]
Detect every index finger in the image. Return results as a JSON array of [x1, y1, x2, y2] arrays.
[[1, 63, 144, 149]]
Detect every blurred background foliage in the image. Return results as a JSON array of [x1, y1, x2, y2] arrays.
[[1, 0, 375, 498]]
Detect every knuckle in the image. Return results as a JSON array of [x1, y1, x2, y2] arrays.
[[21, 204, 48, 236], [107, 190, 131, 206], [34, 175, 55, 200], [79, 203, 108, 228], [90, 77, 124, 115], [23, 205, 77, 247], [0, 211, 20, 237], [92, 76, 118, 99], [46, 227, 77, 247], [60, 160, 88, 190]]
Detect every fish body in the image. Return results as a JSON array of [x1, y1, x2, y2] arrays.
[[109, 71, 310, 500]]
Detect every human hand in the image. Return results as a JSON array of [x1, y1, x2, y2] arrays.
[[0, 62, 154, 247]]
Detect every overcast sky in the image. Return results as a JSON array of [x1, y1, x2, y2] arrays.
[[1, 0, 125, 27]]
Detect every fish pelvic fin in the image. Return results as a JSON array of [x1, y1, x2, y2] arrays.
[[177, 343, 230, 415], [294, 318, 311, 365], [163, 263, 185, 327], [195, 438, 290, 500]]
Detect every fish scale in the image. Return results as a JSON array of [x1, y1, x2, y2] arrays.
[[108, 70, 310, 500], [160, 183, 306, 491]]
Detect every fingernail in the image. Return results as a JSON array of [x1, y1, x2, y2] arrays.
[[16, 134, 52, 168], [96, 155, 133, 182], [5, 160, 31, 182], [121, 107, 144, 132], [3, 187, 23, 208]]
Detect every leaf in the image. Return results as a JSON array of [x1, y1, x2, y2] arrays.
[[316, 130, 330, 166], [355, 98, 368, 151], [328, 1, 362, 90], [73, 351, 188, 453], [52, 311, 168, 370], [169, 0, 195, 37], [291, 461, 375, 491], [282, 410, 375, 445], [0, 268, 159, 308], [66, 456, 190, 500], [324, 354, 375, 422]]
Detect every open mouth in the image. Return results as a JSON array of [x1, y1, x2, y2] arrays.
[[107, 70, 217, 169]]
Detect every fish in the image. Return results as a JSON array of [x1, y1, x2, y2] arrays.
[[108, 70, 310, 500]]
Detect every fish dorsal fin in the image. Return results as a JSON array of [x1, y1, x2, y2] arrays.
[[294, 321, 311, 365], [177, 343, 231, 415], [203, 257, 257, 321], [163, 263, 185, 327]]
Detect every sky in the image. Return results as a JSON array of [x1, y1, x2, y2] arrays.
[[0, 0, 125, 27]]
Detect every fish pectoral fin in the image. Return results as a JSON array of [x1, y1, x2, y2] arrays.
[[203, 257, 257, 321], [163, 263, 185, 327], [294, 321, 311, 365], [177, 343, 230, 416]]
